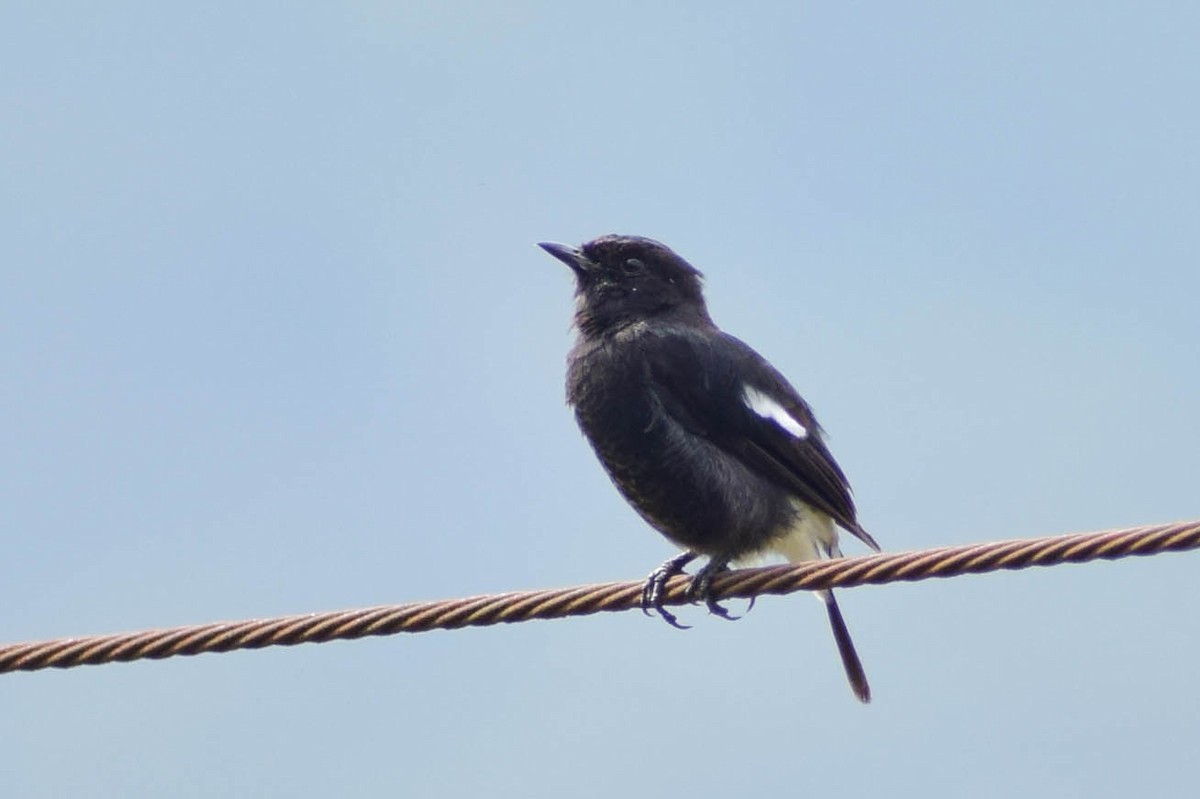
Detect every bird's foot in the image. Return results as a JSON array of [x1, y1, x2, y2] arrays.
[[685, 558, 743, 621], [641, 552, 698, 630]]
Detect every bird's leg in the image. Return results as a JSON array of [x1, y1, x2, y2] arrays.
[[641, 552, 698, 630], [686, 557, 742, 621]]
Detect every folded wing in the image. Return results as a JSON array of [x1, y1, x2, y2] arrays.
[[644, 328, 879, 552]]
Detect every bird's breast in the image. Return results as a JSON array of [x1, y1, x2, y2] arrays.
[[567, 340, 661, 484], [566, 337, 794, 556]]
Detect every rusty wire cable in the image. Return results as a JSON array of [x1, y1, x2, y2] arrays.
[[2, 519, 1197, 676]]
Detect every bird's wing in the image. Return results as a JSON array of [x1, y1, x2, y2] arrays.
[[644, 327, 879, 551]]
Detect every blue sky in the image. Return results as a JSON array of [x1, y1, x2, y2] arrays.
[[2, 4, 1198, 797]]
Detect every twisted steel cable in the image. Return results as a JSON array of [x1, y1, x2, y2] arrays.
[[2, 519, 1197, 676]]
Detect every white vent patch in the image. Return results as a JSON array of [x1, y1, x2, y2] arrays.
[[742, 385, 808, 439]]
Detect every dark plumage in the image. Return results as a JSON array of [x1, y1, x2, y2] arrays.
[[540, 234, 879, 703]]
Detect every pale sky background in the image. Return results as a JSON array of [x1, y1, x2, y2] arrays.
[[3, 4, 1198, 797]]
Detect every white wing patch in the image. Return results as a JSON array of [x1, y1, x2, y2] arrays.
[[741, 385, 808, 439]]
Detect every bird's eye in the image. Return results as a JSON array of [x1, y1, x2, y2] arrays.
[[622, 258, 645, 275]]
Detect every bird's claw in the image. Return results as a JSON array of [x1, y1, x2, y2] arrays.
[[685, 559, 743, 621], [641, 553, 753, 626], [641, 553, 697, 629]]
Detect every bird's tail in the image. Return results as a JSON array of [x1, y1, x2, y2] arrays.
[[821, 589, 871, 703], [771, 508, 872, 702]]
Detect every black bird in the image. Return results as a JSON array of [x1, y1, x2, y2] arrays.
[[540, 234, 879, 703]]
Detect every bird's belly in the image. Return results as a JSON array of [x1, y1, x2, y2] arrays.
[[576, 391, 794, 557]]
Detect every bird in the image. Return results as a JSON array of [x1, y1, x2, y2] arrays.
[[539, 234, 879, 703]]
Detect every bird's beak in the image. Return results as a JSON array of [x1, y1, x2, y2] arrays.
[[538, 241, 596, 277]]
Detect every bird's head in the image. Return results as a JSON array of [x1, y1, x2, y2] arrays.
[[539, 235, 710, 336]]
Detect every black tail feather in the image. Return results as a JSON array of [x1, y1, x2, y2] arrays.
[[823, 590, 871, 703]]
